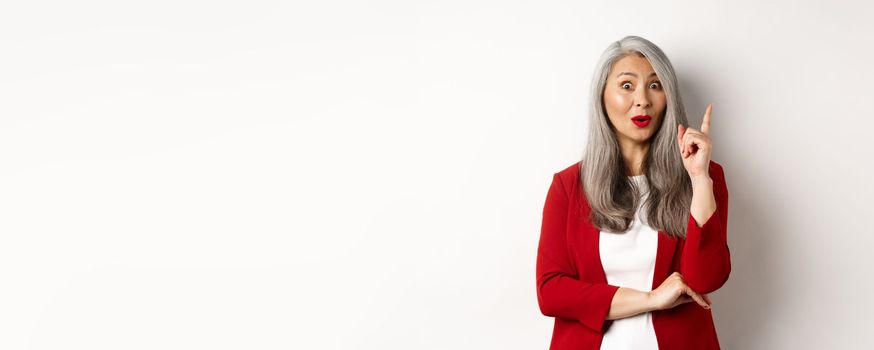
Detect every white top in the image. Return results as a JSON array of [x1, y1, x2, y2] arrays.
[[599, 175, 660, 350]]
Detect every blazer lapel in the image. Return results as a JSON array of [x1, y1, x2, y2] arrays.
[[652, 231, 679, 290], [591, 225, 609, 283]]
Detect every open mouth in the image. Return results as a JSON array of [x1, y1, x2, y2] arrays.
[[631, 115, 652, 127]]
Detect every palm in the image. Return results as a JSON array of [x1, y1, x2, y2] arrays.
[[677, 104, 714, 178]]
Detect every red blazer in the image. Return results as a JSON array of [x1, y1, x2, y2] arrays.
[[536, 160, 730, 349]]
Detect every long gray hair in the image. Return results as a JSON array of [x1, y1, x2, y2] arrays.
[[581, 35, 692, 239]]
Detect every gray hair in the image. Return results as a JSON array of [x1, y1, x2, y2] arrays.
[[580, 35, 693, 239]]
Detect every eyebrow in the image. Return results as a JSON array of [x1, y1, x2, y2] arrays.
[[616, 72, 658, 78]]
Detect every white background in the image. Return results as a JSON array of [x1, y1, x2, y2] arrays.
[[1, 1, 872, 349]]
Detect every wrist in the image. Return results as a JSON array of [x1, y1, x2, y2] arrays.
[[690, 175, 712, 188], [642, 290, 659, 312]]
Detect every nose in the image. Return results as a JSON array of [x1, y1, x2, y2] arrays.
[[635, 89, 651, 109]]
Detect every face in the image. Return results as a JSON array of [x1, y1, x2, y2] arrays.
[[602, 54, 667, 147]]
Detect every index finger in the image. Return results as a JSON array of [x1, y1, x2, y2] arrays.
[[685, 286, 711, 309], [701, 103, 712, 134]]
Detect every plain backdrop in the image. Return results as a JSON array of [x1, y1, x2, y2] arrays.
[[1, 0, 872, 349]]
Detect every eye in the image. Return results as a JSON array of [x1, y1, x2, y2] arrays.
[[621, 82, 632, 89], [649, 81, 662, 89]]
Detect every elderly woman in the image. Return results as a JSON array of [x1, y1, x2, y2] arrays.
[[536, 35, 730, 350]]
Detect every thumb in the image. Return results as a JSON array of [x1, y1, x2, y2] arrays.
[[677, 124, 685, 151]]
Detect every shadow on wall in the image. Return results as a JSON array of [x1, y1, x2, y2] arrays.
[[680, 63, 786, 349], [709, 156, 784, 349], [680, 79, 782, 349]]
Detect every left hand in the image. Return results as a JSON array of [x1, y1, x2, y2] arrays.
[[677, 103, 713, 179]]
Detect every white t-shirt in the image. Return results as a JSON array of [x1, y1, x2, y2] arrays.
[[598, 175, 660, 349]]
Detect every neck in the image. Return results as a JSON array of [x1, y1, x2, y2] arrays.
[[618, 138, 650, 176]]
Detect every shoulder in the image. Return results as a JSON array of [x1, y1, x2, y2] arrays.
[[552, 161, 582, 193], [556, 160, 582, 178]]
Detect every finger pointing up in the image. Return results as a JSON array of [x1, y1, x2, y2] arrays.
[[701, 103, 713, 134]]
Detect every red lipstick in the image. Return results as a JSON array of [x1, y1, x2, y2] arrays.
[[631, 115, 652, 127]]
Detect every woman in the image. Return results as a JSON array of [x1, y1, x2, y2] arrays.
[[535, 35, 730, 350]]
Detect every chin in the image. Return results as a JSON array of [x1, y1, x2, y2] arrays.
[[635, 133, 655, 143]]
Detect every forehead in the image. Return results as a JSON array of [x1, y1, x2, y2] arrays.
[[609, 54, 655, 76]]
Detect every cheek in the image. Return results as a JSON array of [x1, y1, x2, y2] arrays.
[[604, 91, 630, 111], [655, 94, 668, 110], [603, 94, 630, 127]]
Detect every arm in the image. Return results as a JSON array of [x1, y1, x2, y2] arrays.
[[605, 287, 656, 320], [690, 176, 717, 228], [536, 173, 620, 333], [679, 162, 731, 294]]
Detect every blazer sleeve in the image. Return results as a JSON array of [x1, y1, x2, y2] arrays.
[[679, 161, 731, 294], [536, 173, 620, 333]]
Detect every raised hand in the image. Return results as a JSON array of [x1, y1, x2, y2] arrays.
[[677, 103, 714, 178]]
